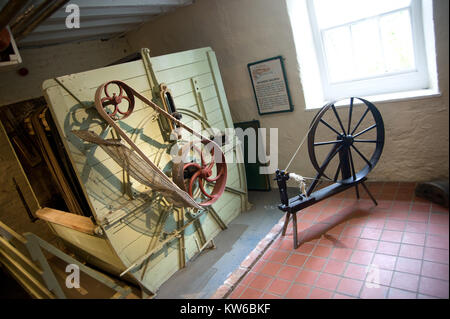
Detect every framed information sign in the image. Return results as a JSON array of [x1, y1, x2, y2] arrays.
[[248, 56, 294, 115]]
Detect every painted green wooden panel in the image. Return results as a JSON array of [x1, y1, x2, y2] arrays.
[[43, 47, 248, 294]]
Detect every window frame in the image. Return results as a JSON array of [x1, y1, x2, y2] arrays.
[[306, 0, 430, 101]]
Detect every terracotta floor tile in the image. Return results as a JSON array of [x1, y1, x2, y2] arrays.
[[376, 269, 394, 286], [387, 288, 417, 299], [285, 254, 308, 268], [402, 232, 425, 246], [430, 213, 449, 225], [425, 235, 449, 250], [324, 259, 347, 275], [240, 287, 263, 299], [249, 274, 273, 290], [350, 250, 374, 265], [333, 293, 356, 299], [336, 278, 363, 297], [418, 277, 449, 299], [260, 262, 283, 277], [327, 224, 345, 236], [411, 203, 430, 213], [304, 256, 327, 271], [266, 278, 292, 296], [405, 221, 427, 234], [259, 292, 282, 299], [377, 241, 400, 256], [339, 237, 359, 249], [315, 273, 340, 290], [342, 226, 363, 237], [331, 248, 353, 261], [372, 253, 397, 270], [423, 247, 449, 264], [380, 230, 403, 243], [356, 238, 379, 252], [344, 263, 367, 280], [395, 257, 422, 275], [399, 244, 424, 259], [421, 261, 449, 280], [285, 283, 311, 299], [384, 220, 406, 231], [360, 285, 388, 299], [388, 210, 409, 221], [311, 245, 332, 258], [408, 212, 429, 223], [391, 272, 419, 292], [262, 249, 275, 261], [294, 242, 315, 255], [253, 261, 268, 275], [308, 288, 333, 299], [295, 269, 319, 286], [241, 272, 258, 286], [269, 251, 290, 264], [427, 224, 449, 237], [277, 265, 300, 281], [361, 227, 382, 239]]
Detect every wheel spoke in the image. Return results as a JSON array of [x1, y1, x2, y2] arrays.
[[351, 144, 372, 168], [348, 149, 357, 181], [320, 119, 342, 136], [354, 139, 377, 143], [198, 177, 213, 199], [333, 161, 341, 182], [314, 140, 342, 146], [331, 104, 347, 135], [353, 124, 377, 138], [351, 107, 370, 135], [347, 97, 354, 135]]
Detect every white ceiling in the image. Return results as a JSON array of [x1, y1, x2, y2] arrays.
[[2, 0, 194, 48]]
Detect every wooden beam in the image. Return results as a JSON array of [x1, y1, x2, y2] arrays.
[[36, 207, 97, 236]]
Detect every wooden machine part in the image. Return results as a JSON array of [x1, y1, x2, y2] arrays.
[[40, 47, 248, 295]]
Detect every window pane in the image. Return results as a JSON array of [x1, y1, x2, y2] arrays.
[[313, 0, 411, 29], [322, 26, 354, 82], [351, 18, 385, 78], [380, 10, 416, 72]]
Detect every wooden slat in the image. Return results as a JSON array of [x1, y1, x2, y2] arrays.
[[36, 207, 97, 235]]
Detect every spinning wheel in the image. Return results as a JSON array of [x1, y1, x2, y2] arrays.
[[172, 140, 227, 207], [276, 97, 385, 249], [307, 97, 384, 191]]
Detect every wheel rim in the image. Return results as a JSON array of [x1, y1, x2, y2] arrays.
[[172, 140, 227, 206], [307, 97, 385, 184]]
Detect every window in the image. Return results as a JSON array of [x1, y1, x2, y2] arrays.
[[287, 0, 438, 107]]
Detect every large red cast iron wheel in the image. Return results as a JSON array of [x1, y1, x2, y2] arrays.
[[172, 140, 227, 207]]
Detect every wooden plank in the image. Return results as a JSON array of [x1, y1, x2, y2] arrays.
[[36, 207, 97, 236]]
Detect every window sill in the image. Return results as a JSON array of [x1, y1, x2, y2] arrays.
[[305, 88, 442, 111]]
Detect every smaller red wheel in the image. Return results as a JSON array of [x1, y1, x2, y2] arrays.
[[172, 140, 227, 207], [99, 81, 135, 120]]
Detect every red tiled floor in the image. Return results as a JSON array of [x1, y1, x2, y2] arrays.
[[323, 259, 347, 275], [295, 269, 319, 286], [336, 278, 363, 296], [266, 278, 291, 296], [315, 273, 340, 290], [224, 182, 449, 300], [285, 283, 311, 299], [309, 288, 333, 299]]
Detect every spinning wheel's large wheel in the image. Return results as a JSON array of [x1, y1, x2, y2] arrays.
[[172, 140, 227, 207], [307, 97, 384, 184]]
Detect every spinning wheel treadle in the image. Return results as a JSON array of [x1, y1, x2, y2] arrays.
[[276, 97, 385, 249]]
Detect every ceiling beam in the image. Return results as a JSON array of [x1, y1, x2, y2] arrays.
[[66, 0, 193, 8], [18, 23, 133, 45], [32, 16, 148, 33]]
